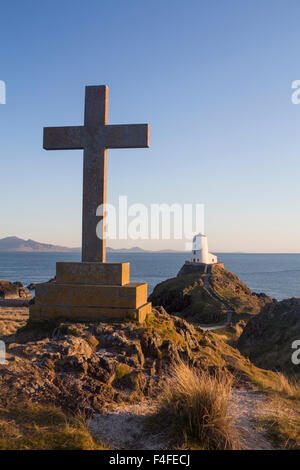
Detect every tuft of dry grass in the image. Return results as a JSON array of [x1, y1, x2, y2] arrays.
[[148, 361, 237, 449], [273, 372, 300, 399]]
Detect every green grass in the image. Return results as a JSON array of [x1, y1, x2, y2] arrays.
[[116, 363, 132, 379], [0, 402, 106, 450]]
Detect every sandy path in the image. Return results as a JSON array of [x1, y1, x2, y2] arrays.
[[199, 323, 228, 331], [89, 401, 168, 450], [89, 388, 275, 450], [229, 389, 274, 450]]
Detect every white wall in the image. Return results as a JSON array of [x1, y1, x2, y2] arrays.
[[191, 233, 218, 264]]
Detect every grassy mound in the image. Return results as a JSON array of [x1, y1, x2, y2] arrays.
[[210, 266, 272, 317], [150, 264, 272, 324]]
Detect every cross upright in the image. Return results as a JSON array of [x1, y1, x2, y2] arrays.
[[44, 85, 149, 263]]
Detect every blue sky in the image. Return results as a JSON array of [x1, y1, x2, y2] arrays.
[[0, 0, 300, 252]]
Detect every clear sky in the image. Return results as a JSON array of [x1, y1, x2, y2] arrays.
[[0, 0, 300, 252]]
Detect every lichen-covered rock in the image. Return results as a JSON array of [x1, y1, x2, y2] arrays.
[[59, 336, 94, 360], [0, 306, 282, 415]]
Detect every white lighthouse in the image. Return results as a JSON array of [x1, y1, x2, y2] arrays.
[[191, 233, 218, 264]]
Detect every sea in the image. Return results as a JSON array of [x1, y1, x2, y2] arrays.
[[0, 252, 299, 301]]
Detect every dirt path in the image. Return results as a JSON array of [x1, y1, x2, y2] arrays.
[[199, 274, 233, 331], [229, 389, 274, 450], [89, 388, 275, 450], [89, 401, 168, 450], [199, 322, 228, 331]]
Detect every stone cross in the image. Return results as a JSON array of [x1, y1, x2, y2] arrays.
[[44, 85, 149, 263]]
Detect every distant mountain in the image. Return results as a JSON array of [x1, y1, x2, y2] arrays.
[[0, 237, 187, 253], [106, 247, 185, 253], [107, 246, 146, 253], [0, 237, 80, 253]]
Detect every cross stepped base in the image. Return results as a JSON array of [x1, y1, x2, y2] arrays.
[[29, 262, 151, 323]]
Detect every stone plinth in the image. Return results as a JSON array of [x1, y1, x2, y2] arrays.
[[29, 262, 151, 323], [56, 262, 130, 285], [177, 261, 225, 277]]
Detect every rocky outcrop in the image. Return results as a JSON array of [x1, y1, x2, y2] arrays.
[[0, 281, 31, 300], [149, 264, 273, 324], [27, 283, 36, 291], [0, 307, 274, 415], [238, 298, 300, 376]]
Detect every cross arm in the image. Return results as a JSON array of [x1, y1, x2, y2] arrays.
[[105, 124, 149, 149], [43, 126, 84, 150]]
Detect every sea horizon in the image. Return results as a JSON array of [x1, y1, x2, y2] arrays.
[[1, 251, 300, 301], [1, 249, 300, 254]]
